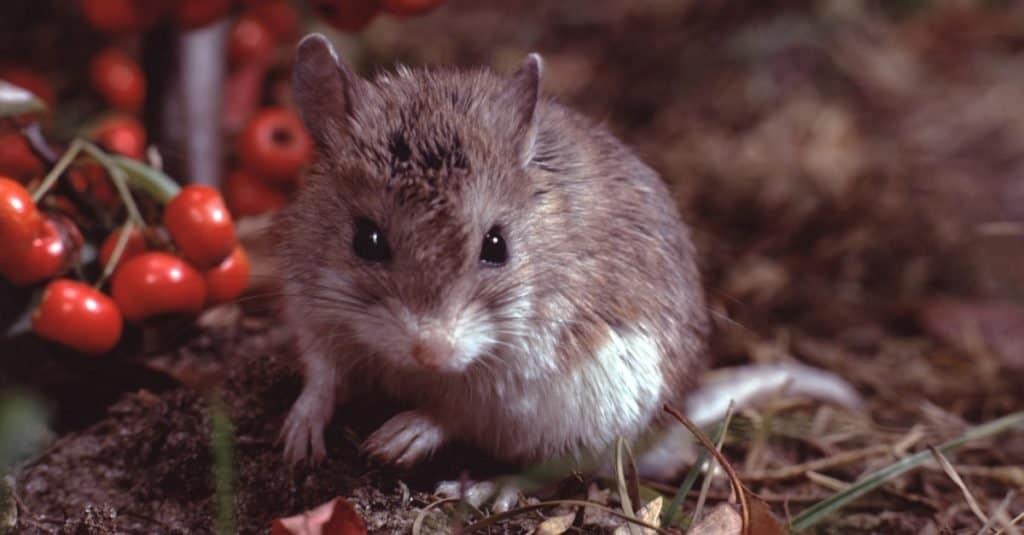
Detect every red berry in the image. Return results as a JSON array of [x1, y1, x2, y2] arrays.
[[204, 245, 250, 305], [90, 48, 146, 113], [93, 116, 147, 160], [238, 108, 313, 184], [0, 67, 56, 108], [0, 176, 43, 255], [380, 0, 444, 17], [99, 227, 148, 272], [223, 168, 288, 217], [310, 0, 380, 32], [32, 279, 123, 354], [247, 0, 299, 41], [174, 0, 236, 29], [164, 185, 237, 268], [0, 218, 67, 286], [228, 15, 275, 66], [111, 252, 207, 321], [68, 163, 118, 209], [0, 132, 45, 183], [81, 0, 168, 34]]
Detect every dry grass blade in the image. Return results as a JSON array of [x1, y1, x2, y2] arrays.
[[994, 511, 1024, 535], [662, 403, 734, 528], [616, 437, 643, 535], [664, 403, 750, 535], [928, 445, 989, 525], [461, 500, 673, 534], [743, 445, 890, 482], [693, 403, 737, 524], [790, 411, 1024, 532], [979, 491, 1015, 535]]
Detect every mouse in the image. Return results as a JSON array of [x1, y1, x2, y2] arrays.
[[274, 33, 862, 507]]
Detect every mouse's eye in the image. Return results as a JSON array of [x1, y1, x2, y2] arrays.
[[480, 226, 508, 266], [353, 218, 391, 262]]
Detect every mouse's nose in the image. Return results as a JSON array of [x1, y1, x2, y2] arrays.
[[410, 335, 455, 369]]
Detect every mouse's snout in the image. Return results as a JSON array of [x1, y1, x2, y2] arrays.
[[409, 334, 455, 370]]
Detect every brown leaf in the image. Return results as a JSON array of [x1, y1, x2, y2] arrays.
[[532, 511, 576, 535], [270, 497, 367, 535], [748, 497, 787, 535], [688, 503, 741, 535]]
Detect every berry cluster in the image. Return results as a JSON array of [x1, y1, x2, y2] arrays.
[[0, 0, 447, 356], [2, 173, 247, 355]]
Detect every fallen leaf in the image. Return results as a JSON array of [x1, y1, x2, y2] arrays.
[[748, 497, 787, 535], [0, 80, 46, 118], [582, 483, 617, 529], [532, 511, 576, 535], [271, 497, 367, 535], [636, 496, 663, 527], [687, 503, 741, 535], [612, 496, 663, 535]]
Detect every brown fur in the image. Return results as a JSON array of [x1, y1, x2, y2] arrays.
[[275, 34, 709, 466]]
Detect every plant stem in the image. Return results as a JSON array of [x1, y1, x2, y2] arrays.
[[209, 395, 235, 535], [31, 139, 83, 203], [80, 142, 146, 228], [111, 155, 181, 204], [95, 219, 134, 289]]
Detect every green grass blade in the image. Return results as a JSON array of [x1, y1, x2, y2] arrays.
[[209, 396, 235, 535], [790, 411, 1024, 532], [660, 401, 734, 528]]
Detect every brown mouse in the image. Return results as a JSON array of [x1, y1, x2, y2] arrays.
[[275, 34, 860, 504]]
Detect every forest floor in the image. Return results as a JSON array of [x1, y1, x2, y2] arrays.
[[5, 1, 1024, 533]]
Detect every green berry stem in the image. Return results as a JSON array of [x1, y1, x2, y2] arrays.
[[31, 138, 83, 203], [80, 141, 146, 228], [95, 219, 135, 289], [111, 155, 181, 205]]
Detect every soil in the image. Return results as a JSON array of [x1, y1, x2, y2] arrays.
[[4, 0, 1024, 533]]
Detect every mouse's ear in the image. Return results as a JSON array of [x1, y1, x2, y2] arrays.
[[502, 53, 543, 168], [292, 33, 365, 146]]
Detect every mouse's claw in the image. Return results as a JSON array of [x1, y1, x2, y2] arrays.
[[435, 479, 521, 512], [280, 388, 333, 465], [362, 410, 446, 468]]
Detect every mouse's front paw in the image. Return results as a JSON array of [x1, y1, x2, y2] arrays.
[[362, 410, 446, 468], [435, 479, 522, 513], [280, 390, 333, 465]]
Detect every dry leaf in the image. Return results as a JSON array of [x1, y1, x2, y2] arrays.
[[748, 497, 787, 535], [271, 497, 367, 535], [582, 483, 618, 529], [612, 496, 663, 535], [637, 496, 663, 527], [532, 511, 576, 535], [688, 503, 742, 535]]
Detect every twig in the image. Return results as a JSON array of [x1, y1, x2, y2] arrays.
[[664, 403, 750, 535], [742, 445, 891, 482], [693, 403, 736, 524], [994, 511, 1024, 535], [979, 491, 1015, 535], [928, 445, 989, 526]]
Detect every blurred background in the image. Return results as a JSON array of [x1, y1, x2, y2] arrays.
[[1, 0, 1023, 532]]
